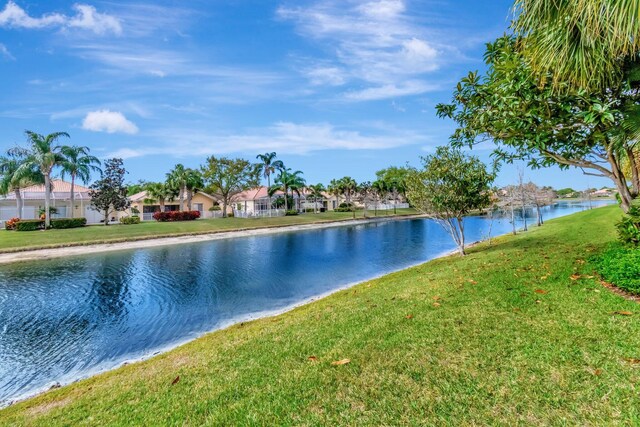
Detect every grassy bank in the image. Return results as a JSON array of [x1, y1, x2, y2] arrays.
[[1, 206, 638, 425], [0, 209, 417, 253]]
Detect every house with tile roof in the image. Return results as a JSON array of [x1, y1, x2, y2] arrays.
[[0, 179, 105, 223], [128, 189, 218, 221]]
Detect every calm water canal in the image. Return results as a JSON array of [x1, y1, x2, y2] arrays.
[[0, 201, 613, 404]]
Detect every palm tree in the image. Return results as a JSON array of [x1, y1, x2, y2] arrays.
[[513, 0, 640, 91], [60, 146, 101, 218], [18, 131, 69, 228], [339, 176, 357, 206], [166, 164, 189, 211], [327, 179, 342, 211], [307, 183, 325, 213], [0, 150, 43, 219], [145, 182, 176, 212], [256, 152, 284, 212], [372, 179, 388, 216], [184, 169, 204, 211], [270, 168, 305, 211]]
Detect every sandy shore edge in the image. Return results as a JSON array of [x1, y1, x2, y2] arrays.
[[0, 215, 426, 265]]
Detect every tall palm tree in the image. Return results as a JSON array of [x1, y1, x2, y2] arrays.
[[0, 150, 43, 219], [327, 179, 342, 211], [339, 176, 357, 205], [256, 152, 284, 211], [184, 169, 204, 211], [307, 183, 325, 213], [145, 182, 176, 212], [270, 168, 305, 211], [18, 131, 69, 228], [513, 0, 640, 91], [60, 145, 101, 218], [372, 179, 388, 216], [166, 164, 189, 211]]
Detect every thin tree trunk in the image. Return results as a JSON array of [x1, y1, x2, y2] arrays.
[[284, 187, 288, 211], [179, 185, 185, 211], [267, 175, 271, 215], [626, 147, 640, 197], [13, 188, 23, 219], [511, 204, 516, 235], [457, 217, 466, 256], [159, 198, 165, 212], [104, 209, 110, 226], [222, 200, 228, 218], [44, 173, 51, 228], [187, 189, 193, 211], [70, 174, 75, 218]]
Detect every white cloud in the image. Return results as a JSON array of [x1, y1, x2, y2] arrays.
[[107, 121, 427, 159], [67, 4, 122, 35], [82, 110, 138, 134], [0, 43, 14, 59], [278, 0, 448, 100], [0, 1, 121, 35]]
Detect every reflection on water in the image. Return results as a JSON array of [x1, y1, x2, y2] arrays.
[[0, 200, 613, 404]]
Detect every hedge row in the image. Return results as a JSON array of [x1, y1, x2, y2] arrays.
[[120, 216, 141, 225], [11, 217, 87, 231], [152, 211, 201, 222]]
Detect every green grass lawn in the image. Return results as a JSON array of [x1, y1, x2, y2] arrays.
[[1, 206, 638, 425], [0, 209, 417, 253]]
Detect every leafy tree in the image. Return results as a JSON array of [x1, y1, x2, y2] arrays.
[[436, 35, 640, 212], [270, 168, 305, 211], [60, 145, 101, 218], [556, 188, 577, 198], [17, 131, 68, 228], [0, 149, 43, 219], [256, 152, 284, 211], [358, 181, 372, 218], [513, 0, 640, 92], [89, 158, 131, 226], [201, 156, 260, 217], [376, 166, 409, 213], [307, 183, 325, 213], [337, 176, 357, 205], [406, 146, 495, 256], [144, 182, 177, 212]]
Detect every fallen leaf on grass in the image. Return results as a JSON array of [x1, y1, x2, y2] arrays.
[[468, 279, 478, 285], [405, 314, 414, 319], [593, 369, 603, 376], [308, 356, 318, 362], [534, 289, 548, 294], [331, 359, 351, 366], [540, 275, 548, 280], [535, 300, 542, 304], [612, 311, 633, 316], [432, 296, 441, 301], [171, 376, 180, 385], [624, 358, 640, 364], [576, 259, 586, 265], [433, 302, 441, 307], [570, 274, 582, 281]]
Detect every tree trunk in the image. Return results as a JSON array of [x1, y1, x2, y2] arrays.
[[536, 204, 541, 227], [222, 200, 228, 218], [44, 173, 51, 229], [103, 209, 110, 226], [511, 204, 516, 235], [186, 189, 193, 211], [626, 147, 640, 197], [70, 174, 76, 218], [522, 205, 528, 231], [284, 188, 288, 211], [457, 217, 466, 256], [267, 175, 272, 215], [14, 188, 23, 219], [607, 147, 634, 212], [159, 199, 165, 212], [179, 185, 185, 211]]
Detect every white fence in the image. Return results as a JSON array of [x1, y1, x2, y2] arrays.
[[369, 202, 409, 210], [232, 209, 286, 219]]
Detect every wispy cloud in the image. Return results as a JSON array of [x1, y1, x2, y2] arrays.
[[107, 121, 428, 159], [0, 1, 121, 35], [0, 43, 13, 60], [82, 110, 138, 134], [277, 0, 453, 100]]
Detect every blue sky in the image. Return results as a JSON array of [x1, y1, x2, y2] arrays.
[[0, 0, 609, 189]]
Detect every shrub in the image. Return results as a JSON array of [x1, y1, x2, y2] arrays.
[[50, 218, 87, 229], [16, 219, 44, 231], [335, 203, 355, 212], [616, 205, 640, 246], [209, 205, 221, 211], [37, 207, 58, 220], [596, 243, 640, 294], [119, 216, 141, 225], [285, 210, 299, 216], [5, 217, 20, 230], [153, 211, 201, 222]]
